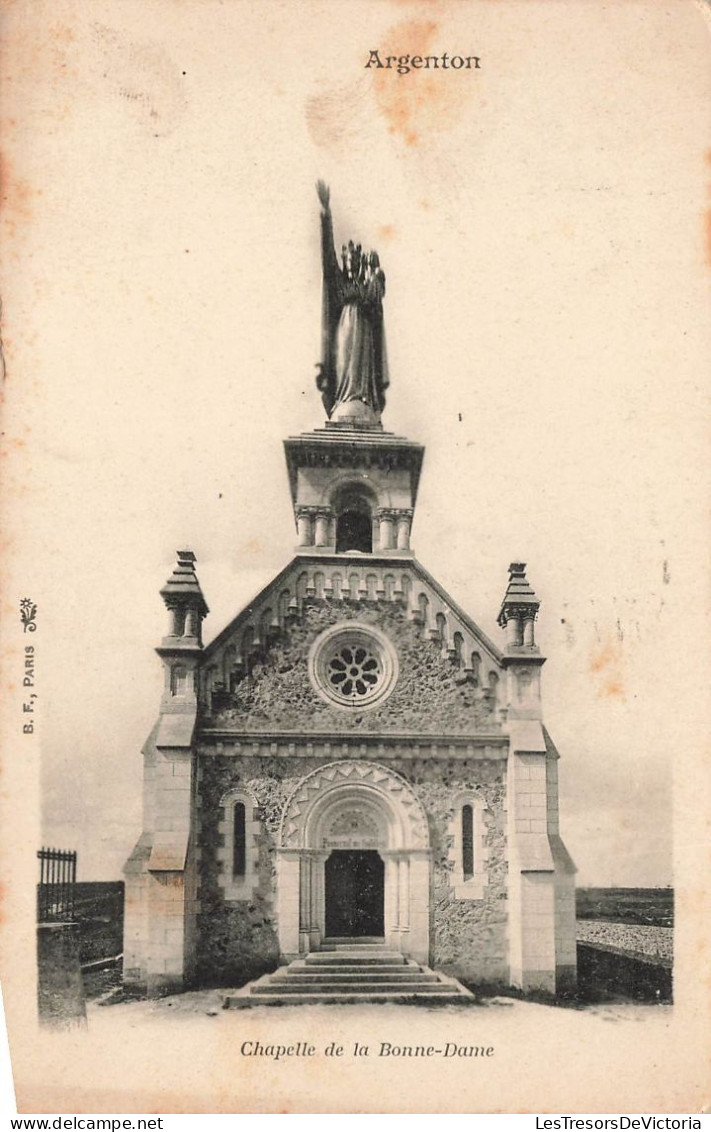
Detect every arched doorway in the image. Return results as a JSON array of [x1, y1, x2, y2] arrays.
[[276, 761, 431, 962]]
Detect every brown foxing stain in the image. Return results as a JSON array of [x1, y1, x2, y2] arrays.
[[386, 0, 455, 9], [3, 17, 78, 145], [3, 14, 75, 73], [306, 9, 475, 154], [92, 23, 187, 138], [377, 223, 397, 242], [589, 639, 626, 701], [371, 18, 476, 148], [0, 151, 41, 243], [1, 431, 26, 449], [305, 79, 371, 152], [244, 538, 263, 555]]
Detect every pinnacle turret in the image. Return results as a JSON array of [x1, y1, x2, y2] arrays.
[[497, 562, 540, 649], [159, 550, 209, 645]]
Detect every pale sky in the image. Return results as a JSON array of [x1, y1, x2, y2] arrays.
[[3, 0, 710, 887]]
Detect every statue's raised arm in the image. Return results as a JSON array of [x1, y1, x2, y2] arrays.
[[316, 179, 330, 213], [315, 183, 389, 425], [316, 181, 340, 416], [317, 181, 343, 289]]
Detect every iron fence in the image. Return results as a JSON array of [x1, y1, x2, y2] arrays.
[[37, 847, 77, 922]]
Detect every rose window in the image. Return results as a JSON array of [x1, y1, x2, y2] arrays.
[[309, 623, 398, 710], [327, 643, 381, 700]]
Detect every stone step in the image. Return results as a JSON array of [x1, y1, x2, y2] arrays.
[[226, 989, 474, 1008], [313, 946, 401, 954], [320, 937, 385, 947], [290, 963, 422, 975], [250, 982, 456, 996], [267, 972, 440, 986], [223, 951, 476, 1008], [304, 953, 406, 966], [318, 941, 395, 948]]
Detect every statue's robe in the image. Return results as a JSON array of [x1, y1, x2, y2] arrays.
[[319, 211, 389, 418]]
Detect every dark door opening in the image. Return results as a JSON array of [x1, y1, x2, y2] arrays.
[[324, 850, 384, 937], [336, 509, 372, 553]]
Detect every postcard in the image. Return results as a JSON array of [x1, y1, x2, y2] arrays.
[[1, 0, 709, 1115]]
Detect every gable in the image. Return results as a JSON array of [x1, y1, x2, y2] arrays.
[[202, 556, 501, 671], [199, 556, 504, 736]]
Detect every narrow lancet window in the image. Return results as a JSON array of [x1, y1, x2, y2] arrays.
[[462, 804, 474, 880], [233, 802, 246, 877]]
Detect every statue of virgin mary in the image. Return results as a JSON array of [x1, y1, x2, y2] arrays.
[[316, 181, 389, 422]]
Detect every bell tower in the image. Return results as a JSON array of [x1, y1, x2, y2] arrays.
[[283, 424, 424, 558], [284, 179, 425, 559]]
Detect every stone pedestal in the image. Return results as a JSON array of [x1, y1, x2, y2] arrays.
[[331, 400, 381, 427]]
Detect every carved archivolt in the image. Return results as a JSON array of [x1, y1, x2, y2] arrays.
[[279, 760, 429, 850]]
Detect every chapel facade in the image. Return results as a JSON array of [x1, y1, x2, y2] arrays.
[[123, 190, 577, 999]]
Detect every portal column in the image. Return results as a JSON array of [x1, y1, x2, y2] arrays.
[[398, 855, 410, 935], [381, 851, 401, 951], [299, 854, 312, 953], [309, 851, 328, 949]]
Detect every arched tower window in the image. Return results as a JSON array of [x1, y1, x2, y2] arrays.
[[333, 485, 374, 553]]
